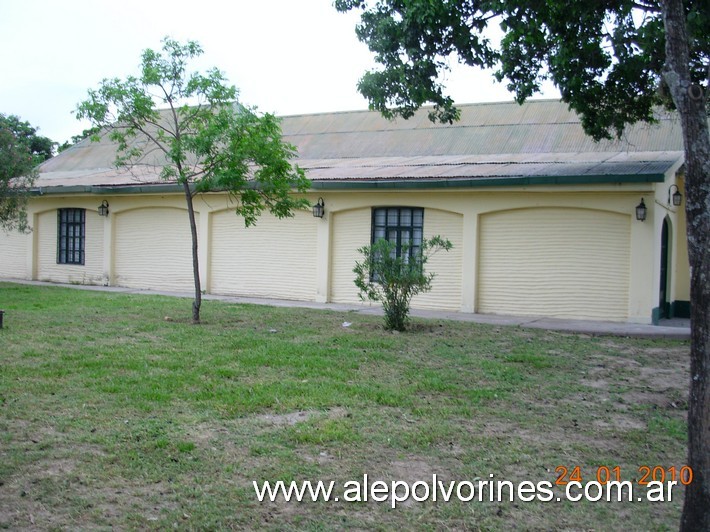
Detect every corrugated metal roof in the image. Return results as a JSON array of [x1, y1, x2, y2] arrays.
[[280, 100, 683, 155], [34, 100, 686, 191], [297, 152, 680, 181]]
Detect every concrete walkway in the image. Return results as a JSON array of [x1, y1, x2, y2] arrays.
[[2, 279, 690, 340]]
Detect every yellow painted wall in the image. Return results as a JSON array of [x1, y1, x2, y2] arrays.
[[646, 166, 689, 319], [328, 204, 463, 311], [673, 176, 690, 302], [477, 207, 631, 320], [209, 209, 317, 300], [322, 189, 652, 319], [0, 179, 686, 324], [412, 209, 463, 310], [329, 207, 372, 305], [36, 208, 104, 285], [0, 228, 28, 279], [114, 207, 195, 291]]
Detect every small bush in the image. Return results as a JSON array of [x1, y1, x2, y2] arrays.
[[353, 235, 452, 331]]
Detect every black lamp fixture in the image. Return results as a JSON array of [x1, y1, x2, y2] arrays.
[[668, 184, 682, 206], [98, 200, 109, 217], [635, 198, 647, 221], [312, 197, 325, 218]]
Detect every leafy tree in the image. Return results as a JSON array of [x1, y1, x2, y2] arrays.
[[336, 0, 709, 527], [0, 114, 54, 232], [354, 235, 452, 331], [76, 38, 310, 324]]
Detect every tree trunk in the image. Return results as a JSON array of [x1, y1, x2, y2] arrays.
[[183, 182, 202, 324], [662, 1, 710, 529]]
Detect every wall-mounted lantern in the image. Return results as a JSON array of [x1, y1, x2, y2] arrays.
[[98, 200, 110, 217], [635, 198, 647, 222], [312, 197, 325, 218], [668, 184, 682, 207]]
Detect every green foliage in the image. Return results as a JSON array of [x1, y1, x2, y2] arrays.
[[0, 114, 54, 163], [353, 235, 452, 331], [75, 37, 311, 322], [75, 37, 310, 224], [0, 114, 54, 232], [336, 5, 708, 528], [335, 0, 709, 140]]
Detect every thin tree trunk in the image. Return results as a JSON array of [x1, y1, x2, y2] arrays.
[[662, 1, 710, 529], [183, 181, 202, 324]]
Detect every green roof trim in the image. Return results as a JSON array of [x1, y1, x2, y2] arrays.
[[31, 184, 187, 196], [30, 172, 665, 196], [310, 173, 666, 190]]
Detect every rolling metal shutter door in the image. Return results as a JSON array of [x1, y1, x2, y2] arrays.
[[329, 208, 372, 305], [114, 208, 195, 291], [0, 229, 27, 278], [412, 209, 463, 310], [210, 210, 317, 300], [478, 208, 630, 320]]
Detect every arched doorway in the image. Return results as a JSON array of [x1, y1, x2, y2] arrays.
[[659, 218, 671, 319]]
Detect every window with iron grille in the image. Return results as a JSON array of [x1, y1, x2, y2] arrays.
[[57, 208, 85, 265], [371, 207, 424, 260]]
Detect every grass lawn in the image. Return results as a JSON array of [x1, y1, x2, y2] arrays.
[[0, 282, 690, 530]]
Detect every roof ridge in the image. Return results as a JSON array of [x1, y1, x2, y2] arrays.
[[277, 98, 568, 119]]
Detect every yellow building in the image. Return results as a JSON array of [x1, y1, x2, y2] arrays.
[[0, 100, 689, 324]]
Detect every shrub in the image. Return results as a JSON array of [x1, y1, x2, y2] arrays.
[[353, 235, 452, 331]]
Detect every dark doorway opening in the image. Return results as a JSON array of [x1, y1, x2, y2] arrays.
[[659, 218, 670, 319]]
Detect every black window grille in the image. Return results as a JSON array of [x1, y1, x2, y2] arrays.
[[57, 208, 85, 265], [371, 207, 424, 260]]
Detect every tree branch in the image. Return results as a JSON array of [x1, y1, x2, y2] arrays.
[[631, 1, 661, 13]]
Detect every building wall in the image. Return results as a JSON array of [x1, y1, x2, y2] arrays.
[[322, 188, 654, 321], [0, 228, 28, 279], [209, 209, 318, 300], [672, 176, 690, 307], [328, 205, 464, 311], [477, 207, 630, 320], [329, 207, 373, 306], [645, 167, 690, 321], [36, 207, 104, 285], [113, 206, 195, 292], [411, 208, 463, 310], [0, 181, 689, 325]]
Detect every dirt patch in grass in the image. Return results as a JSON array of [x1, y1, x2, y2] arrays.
[[0, 445, 167, 531], [584, 342, 689, 413], [0, 283, 692, 530], [251, 407, 349, 427]]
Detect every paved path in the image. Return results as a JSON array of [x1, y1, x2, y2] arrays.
[[2, 279, 690, 339]]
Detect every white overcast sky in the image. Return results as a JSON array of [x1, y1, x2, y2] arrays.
[[1, 0, 559, 145]]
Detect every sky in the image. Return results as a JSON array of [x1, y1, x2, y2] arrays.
[[1, 0, 559, 145]]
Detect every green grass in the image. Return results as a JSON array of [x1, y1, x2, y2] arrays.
[[0, 282, 690, 530]]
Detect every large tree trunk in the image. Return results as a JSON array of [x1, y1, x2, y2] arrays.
[[662, 1, 710, 529], [183, 182, 202, 324]]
